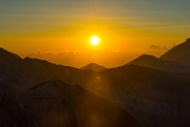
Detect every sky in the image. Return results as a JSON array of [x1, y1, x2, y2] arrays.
[[0, 0, 190, 67]]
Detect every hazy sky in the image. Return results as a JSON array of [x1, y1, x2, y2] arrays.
[[0, 0, 190, 67]]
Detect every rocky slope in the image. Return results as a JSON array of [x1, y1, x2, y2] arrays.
[[161, 38, 190, 66]]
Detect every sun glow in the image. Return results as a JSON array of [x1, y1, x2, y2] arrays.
[[90, 36, 100, 46]]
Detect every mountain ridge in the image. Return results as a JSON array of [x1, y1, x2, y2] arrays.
[[160, 38, 190, 66], [125, 54, 190, 72]]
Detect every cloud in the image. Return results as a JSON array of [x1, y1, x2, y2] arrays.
[[150, 44, 161, 50], [150, 44, 168, 50]]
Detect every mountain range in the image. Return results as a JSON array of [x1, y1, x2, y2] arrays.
[[0, 38, 190, 127]]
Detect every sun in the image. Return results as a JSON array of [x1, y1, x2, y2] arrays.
[[90, 36, 100, 46]]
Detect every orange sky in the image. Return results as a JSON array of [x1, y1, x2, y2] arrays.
[[0, 0, 190, 67]]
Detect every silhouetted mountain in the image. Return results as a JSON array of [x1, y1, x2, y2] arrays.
[[0, 48, 22, 61], [161, 38, 190, 66], [126, 54, 190, 72], [0, 48, 22, 90], [22, 80, 143, 127], [0, 48, 86, 91], [1, 47, 190, 127], [81, 63, 106, 72], [20, 57, 84, 90]]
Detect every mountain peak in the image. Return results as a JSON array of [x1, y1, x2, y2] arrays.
[[185, 38, 190, 43], [160, 38, 190, 66], [86, 62, 102, 66], [0, 48, 21, 60], [0, 48, 22, 67], [138, 54, 158, 60], [81, 63, 106, 72], [126, 54, 159, 66]]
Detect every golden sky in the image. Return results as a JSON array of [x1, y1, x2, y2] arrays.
[[0, 0, 190, 67]]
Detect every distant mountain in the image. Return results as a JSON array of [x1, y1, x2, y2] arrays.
[[22, 80, 143, 127], [161, 38, 190, 66], [81, 63, 106, 72], [126, 54, 190, 72]]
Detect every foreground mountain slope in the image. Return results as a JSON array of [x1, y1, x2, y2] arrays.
[[161, 38, 190, 66], [22, 80, 143, 127], [96, 65, 190, 127], [0, 92, 37, 127], [81, 63, 106, 72]]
